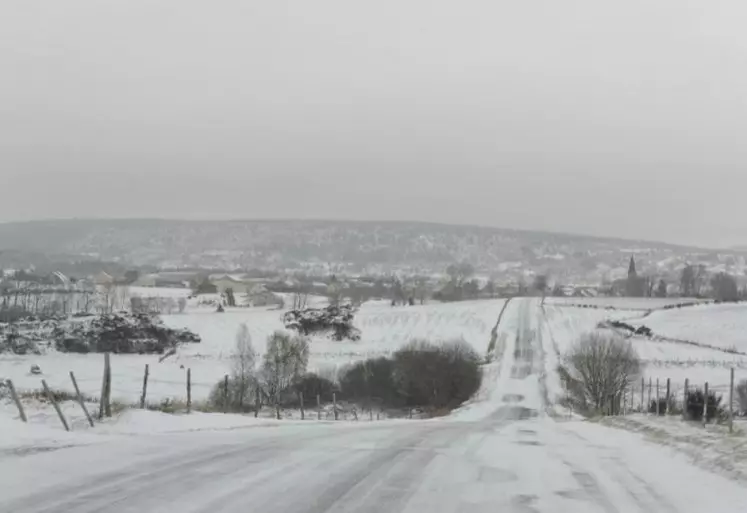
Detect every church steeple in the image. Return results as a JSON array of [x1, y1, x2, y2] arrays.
[[628, 255, 637, 278]]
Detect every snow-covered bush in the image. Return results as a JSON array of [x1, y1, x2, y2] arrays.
[[53, 314, 201, 354], [283, 304, 361, 341], [0, 329, 41, 355]]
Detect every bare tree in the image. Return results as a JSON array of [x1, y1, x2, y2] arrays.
[[98, 283, 116, 314], [446, 262, 474, 288], [414, 277, 429, 304], [327, 278, 343, 307], [81, 290, 94, 314], [390, 276, 406, 306], [164, 297, 177, 314], [261, 331, 309, 419], [655, 279, 667, 298], [232, 323, 257, 409], [694, 264, 708, 296], [681, 264, 707, 297], [31, 289, 43, 316], [483, 279, 496, 299], [517, 279, 527, 296], [116, 285, 130, 312], [643, 276, 656, 298], [558, 332, 641, 415], [711, 272, 739, 301], [292, 288, 309, 310], [533, 275, 548, 297], [680, 265, 695, 297]]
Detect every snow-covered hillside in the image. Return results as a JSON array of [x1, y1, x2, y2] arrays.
[[542, 299, 747, 397], [638, 302, 747, 352]]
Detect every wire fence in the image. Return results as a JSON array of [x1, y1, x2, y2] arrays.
[[612, 369, 746, 431]]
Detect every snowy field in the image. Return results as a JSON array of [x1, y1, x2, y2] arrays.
[[1, 299, 505, 404], [636, 302, 747, 352], [542, 300, 747, 394]]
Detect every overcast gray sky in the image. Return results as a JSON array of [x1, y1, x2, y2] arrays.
[[3, 1, 747, 248]]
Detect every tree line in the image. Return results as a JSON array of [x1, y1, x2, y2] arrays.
[[210, 327, 482, 417]]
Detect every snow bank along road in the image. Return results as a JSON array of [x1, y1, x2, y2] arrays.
[[4, 299, 747, 513]]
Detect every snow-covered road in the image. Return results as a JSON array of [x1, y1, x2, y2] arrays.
[[3, 299, 747, 512]]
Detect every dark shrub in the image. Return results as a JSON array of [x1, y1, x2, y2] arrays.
[[208, 376, 258, 413], [340, 358, 399, 407], [53, 314, 201, 354], [294, 373, 337, 404], [737, 379, 747, 414], [393, 339, 482, 410], [337, 340, 482, 412], [635, 326, 653, 337], [0, 307, 33, 323], [1, 330, 41, 355], [685, 389, 723, 421], [648, 398, 669, 415]]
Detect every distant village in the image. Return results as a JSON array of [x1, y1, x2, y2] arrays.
[[1, 254, 744, 322]]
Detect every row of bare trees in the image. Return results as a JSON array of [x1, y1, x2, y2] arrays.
[[211, 324, 310, 419], [0, 287, 98, 321], [0, 280, 195, 321]]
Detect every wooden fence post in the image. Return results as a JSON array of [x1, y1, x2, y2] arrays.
[[317, 394, 321, 420], [703, 381, 709, 427], [656, 379, 660, 416], [333, 393, 338, 421], [623, 388, 627, 416], [299, 391, 305, 420], [640, 377, 644, 413], [665, 378, 671, 415], [255, 387, 260, 418], [647, 377, 652, 414], [223, 374, 229, 413], [6, 379, 27, 423], [70, 372, 94, 427], [683, 378, 689, 420], [42, 380, 70, 432], [105, 353, 112, 418], [99, 353, 108, 419], [186, 368, 192, 414], [729, 368, 735, 434], [140, 364, 149, 409]]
